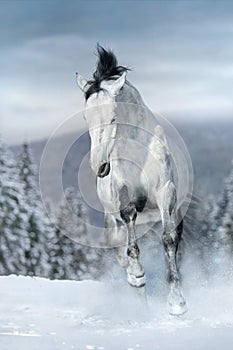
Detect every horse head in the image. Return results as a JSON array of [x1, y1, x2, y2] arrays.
[[76, 71, 127, 178]]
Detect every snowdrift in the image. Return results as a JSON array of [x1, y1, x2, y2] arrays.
[[1, 274, 233, 350]]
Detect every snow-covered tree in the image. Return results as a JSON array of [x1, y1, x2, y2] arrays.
[[0, 138, 29, 275], [50, 187, 103, 280], [214, 163, 233, 255], [197, 195, 220, 274], [17, 142, 53, 277], [177, 193, 218, 277]]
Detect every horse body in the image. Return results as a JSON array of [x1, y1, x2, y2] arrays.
[[76, 45, 188, 315]]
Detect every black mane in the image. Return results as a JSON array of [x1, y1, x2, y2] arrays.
[[85, 44, 130, 100]]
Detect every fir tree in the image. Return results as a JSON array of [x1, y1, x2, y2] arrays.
[[198, 195, 219, 271], [17, 142, 53, 277], [0, 138, 29, 275], [178, 194, 217, 276], [215, 163, 233, 255], [51, 187, 103, 280]]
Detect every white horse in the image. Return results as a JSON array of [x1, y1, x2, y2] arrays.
[[76, 45, 188, 315]]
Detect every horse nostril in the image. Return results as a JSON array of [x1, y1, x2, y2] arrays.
[[97, 162, 110, 178], [99, 162, 107, 173]]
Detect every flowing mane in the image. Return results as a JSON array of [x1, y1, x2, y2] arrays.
[[85, 45, 130, 100]]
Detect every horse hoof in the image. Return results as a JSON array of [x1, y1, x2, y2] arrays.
[[127, 273, 146, 288], [168, 293, 188, 316], [168, 299, 188, 316]]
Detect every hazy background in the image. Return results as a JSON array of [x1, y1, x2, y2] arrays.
[[1, 0, 233, 145]]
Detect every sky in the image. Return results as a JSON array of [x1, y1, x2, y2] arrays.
[[0, 0, 233, 144]]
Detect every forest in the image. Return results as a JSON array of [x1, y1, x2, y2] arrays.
[[0, 139, 103, 280], [1, 137, 233, 281]]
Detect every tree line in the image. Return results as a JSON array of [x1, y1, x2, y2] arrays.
[[1, 137, 233, 280], [0, 139, 103, 280], [180, 162, 233, 274]]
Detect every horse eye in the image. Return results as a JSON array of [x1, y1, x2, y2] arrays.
[[111, 117, 116, 124]]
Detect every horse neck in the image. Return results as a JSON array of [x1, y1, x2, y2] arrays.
[[116, 81, 155, 133], [117, 81, 145, 106]]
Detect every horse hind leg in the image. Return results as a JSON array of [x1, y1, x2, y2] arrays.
[[158, 181, 187, 315]]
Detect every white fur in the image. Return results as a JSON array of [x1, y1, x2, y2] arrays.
[[78, 73, 188, 315]]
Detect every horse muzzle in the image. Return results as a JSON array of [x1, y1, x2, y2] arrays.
[[97, 162, 111, 178]]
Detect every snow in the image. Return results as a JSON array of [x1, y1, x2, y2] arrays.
[[1, 274, 233, 350]]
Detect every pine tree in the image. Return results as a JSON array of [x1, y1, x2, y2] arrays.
[[17, 142, 53, 277], [215, 163, 233, 256], [47, 192, 77, 280], [178, 193, 218, 277], [0, 138, 29, 275], [51, 187, 103, 280], [198, 195, 219, 271]]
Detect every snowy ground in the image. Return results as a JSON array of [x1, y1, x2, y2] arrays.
[[1, 270, 233, 350]]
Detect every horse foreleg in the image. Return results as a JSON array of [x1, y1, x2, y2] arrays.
[[158, 181, 187, 315], [116, 239, 147, 305], [119, 204, 146, 292]]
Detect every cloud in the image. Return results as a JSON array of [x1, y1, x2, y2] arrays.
[[0, 1, 233, 144]]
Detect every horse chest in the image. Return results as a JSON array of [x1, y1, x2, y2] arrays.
[[97, 169, 159, 219]]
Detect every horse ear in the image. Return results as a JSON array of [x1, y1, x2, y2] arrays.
[[109, 71, 127, 96], [76, 72, 90, 93]]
